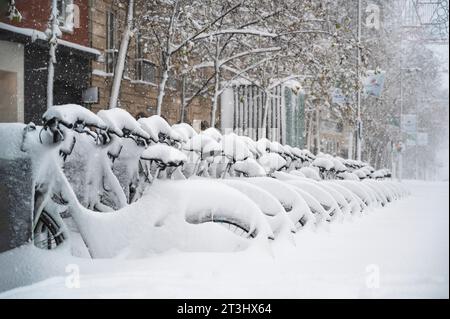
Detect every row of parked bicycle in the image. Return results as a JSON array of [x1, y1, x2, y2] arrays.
[[0, 104, 407, 256]]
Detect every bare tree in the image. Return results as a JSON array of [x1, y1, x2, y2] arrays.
[[109, 0, 135, 109], [136, 0, 244, 116]]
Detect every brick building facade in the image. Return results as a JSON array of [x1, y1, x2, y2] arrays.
[[0, 0, 212, 127], [0, 0, 99, 124], [88, 0, 212, 126]]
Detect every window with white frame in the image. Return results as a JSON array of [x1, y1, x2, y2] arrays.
[[135, 34, 156, 83], [105, 10, 118, 74], [57, 0, 75, 32]]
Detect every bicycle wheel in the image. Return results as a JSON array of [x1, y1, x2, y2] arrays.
[[33, 210, 65, 250]]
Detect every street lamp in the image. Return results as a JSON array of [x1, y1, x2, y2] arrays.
[[398, 66, 422, 182], [356, 0, 362, 161]]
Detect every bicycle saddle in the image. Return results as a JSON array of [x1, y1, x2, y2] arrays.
[[141, 143, 187, 168], [138, 115, 182, 144], [43, 104, 107, 131]]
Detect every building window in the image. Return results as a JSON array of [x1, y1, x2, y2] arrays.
[[57, 0, 74, 32], [135, 34, 156, 83], [106, 10, 118, 74]]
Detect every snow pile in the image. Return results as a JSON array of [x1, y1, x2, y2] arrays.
[[43, 104, 107, 130], [220, 179, 295, 237], [258, 152, 287, 174], [323, 181, 365, 214], [314, 182, 351, 216], [0, 123, 30, 160], [183, 134, 219, 154], [371, 169, 390, 179], [172, 123, 197, 142], [332, 180, 376, 208], [1, 182, 447, 298], [312, 157, 334, 171], [298, 166, 322, 181], [290, 170, 306, 178], [353, 169, 369, 179], [290, 147, 305, 160], [272, 170, 304, 181], [256, 138, 271, 155], [331, 158, 347, 172], [269, 141, 286, 155], [244, 177, 314, 229], [362, 181, 389, 206], [337, 171, 360, 181], [288, 187, 328, 224], [97, 108, 150, 139], [138, 116, 181, 142], [239, 135, 260, 157], [233, 158, 266, 177], [302, 149, 316, 161], [141, 144, 187, 166], [201, 127, 222, 142], [286, 180, 341, 220], [0, 109, 416, 298], [222, 133, 251, 161], [65, 180, 273, 258], [112, 138, 146, 202], [63, 132, 127, 211]]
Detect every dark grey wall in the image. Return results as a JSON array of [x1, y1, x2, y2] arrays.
[[0, 157, 33, 253]]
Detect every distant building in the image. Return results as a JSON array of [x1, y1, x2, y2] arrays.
[[220, 82, 306, 147]]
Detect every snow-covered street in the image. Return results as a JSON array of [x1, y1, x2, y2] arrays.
[[1, 180, 448, 299], [1, 0, 449, 303]]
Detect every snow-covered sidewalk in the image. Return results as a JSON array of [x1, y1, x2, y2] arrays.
[[1, 180, 448, 298]]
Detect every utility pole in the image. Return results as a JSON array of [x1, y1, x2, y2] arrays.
[[180, 75, 186, 123], [47, 0, 58, 109], [356, 0, 362, 161], [415, 98, 419, 180], [398, 65, 404, 182], [315, 108, 320, 154]]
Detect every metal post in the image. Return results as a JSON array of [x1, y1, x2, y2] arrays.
[[47, 0, 58, 109], [316, 108, 320, 154], [398, 66, 403, 182], [415, 100, 419, 179], [356, 0, 362, 161], [180, 75, 186, 123]]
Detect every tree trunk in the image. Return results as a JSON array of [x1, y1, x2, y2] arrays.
[[260, 89, 271, 139], [109, 0, 134, 109], [156, 60, 169, 116], [306, 112, 313, 151], [180, 75, 186, 122], [156, 0, 179, 116], [211, 63, 221, 128]]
